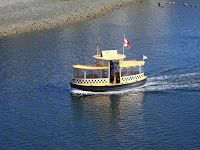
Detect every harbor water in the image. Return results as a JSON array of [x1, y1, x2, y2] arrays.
[[0, 0, 200, 149]]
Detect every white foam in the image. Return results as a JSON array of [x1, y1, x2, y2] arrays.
[[148, 72, 200, 81], [145, 72, 200, 92], [69, 85, 146, 95]]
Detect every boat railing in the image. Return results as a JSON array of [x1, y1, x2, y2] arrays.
[[121, 73, 144, 83], [74, 73, 108, 79], [73, 78, 109, 85]]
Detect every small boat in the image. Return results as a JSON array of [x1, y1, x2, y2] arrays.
[[70, 49, 147, 92]]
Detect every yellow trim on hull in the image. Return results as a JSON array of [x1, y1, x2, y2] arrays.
[[71, 77, 147, 87], [120, 73, 147, 84], [72, 74, 147, 86]]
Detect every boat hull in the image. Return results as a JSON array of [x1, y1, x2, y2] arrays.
[[70, 78, 147, 92]]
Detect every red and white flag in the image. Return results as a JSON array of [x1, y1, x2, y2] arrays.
[[123, 37, 130, 49]]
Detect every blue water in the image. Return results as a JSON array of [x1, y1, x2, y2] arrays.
[[0, 0, 200, 149]]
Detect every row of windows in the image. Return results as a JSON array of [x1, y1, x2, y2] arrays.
[[74, 69, 108, 79], [74, 66, 144, 79], [121, 66, 144, 77]]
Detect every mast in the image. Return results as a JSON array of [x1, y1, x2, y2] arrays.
[[123, 34, 125, 56]]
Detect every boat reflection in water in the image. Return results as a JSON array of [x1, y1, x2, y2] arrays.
[[71, 92, 145, 142]]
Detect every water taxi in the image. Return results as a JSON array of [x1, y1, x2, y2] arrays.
[[70, 50, 147, 92]]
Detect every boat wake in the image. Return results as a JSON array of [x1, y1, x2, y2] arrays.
[[145, 72, 200, 92], [68, 86, 143, 95], [68, 72, 200, 95]]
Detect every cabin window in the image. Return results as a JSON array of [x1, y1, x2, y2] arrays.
[[101, 70, 108, 78], [128, 67, 134, 75], [121, 66, 144, 77], [86, 70, 94, 79], [121, 68, 125, 77], [97, 59, 103, 66], [121, 67, 134, 77], [133, 66, 144, 74], [140, 65, 144, 73], [134, 66, 139, 74], [96, 59, 108, 67], [74, 69, 79, 78], [74, 69, 85, 78], [103, 60, 108, 67], [86, 70, 108, 78]]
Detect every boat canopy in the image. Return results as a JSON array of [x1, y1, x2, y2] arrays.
[[73, 64, 109, 70], [93, 50, 126, 60], [73, 50, 145, 70], [120, 60, 145, 68]]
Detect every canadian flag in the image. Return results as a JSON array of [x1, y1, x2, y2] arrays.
[[123, 37, 130, 49]]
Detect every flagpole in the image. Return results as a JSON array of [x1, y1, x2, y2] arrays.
[[123, 34, 125, 56], [122, 35, 125, 65], [123, 45, 124, 56]]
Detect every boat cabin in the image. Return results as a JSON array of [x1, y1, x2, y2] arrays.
[[72, 50, 146, 86]]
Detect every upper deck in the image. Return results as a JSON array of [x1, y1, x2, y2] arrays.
[[73, 50, 145, 70], [93, 50, 126, 60], [73, 64, 109, 70], [93, 54, 126, 60]]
